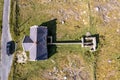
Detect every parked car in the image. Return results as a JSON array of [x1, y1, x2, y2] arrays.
[[6, 41, 15, 56]]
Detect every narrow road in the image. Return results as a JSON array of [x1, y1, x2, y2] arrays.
[[0, 0, 13, 80]]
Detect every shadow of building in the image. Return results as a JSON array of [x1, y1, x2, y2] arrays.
[[39, 19, 99, 58]]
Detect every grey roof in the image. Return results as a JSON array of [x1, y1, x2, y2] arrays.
[[30, 26, 37, 42], [23, 36, 33, 43], [22, 25, 48, 61], [29, 44, 36, 61]]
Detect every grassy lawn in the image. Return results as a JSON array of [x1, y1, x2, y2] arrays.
[[9, 0, 120, 80], [0, 0, 3, 58], [0, 0, 3, 34]]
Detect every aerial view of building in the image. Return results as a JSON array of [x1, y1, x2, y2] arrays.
[[22, 25, 98, 61], [0, 0, 120, 80], [22, 25, 48, 61]]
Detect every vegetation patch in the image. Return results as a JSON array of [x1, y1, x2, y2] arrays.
[[0, 0, 3, 58], [9, 0, 120, 80]]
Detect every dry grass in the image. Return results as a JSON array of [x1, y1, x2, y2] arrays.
[[91, 0, 120, 80], [0, 0, 3, 32], [9, 0, 120, 80], [0, 0, 3, 58]]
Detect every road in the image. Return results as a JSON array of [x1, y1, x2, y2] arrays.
[[0, 0, 13, 80]]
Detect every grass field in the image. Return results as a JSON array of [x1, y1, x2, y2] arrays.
[[0, 0, 3, 34], [0, 0, 3, 59], [9, 0, 120, 80]]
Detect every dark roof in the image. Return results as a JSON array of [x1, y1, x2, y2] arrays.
[[36, 27, 48, 60], [23, 36, 33, 43], [22, 26, 48, 61]]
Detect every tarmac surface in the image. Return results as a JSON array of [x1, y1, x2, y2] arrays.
[[0, 0, 13, 80]]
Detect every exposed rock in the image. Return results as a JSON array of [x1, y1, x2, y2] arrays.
[[86, 32, 91, 36], [116, 29, 120, 33], [51, 59, 56, 64], [61, 20, 65, 24], [83, 11, 87, 14], [64, 0, 67, 3], [41, 0, 52, 4], [83, 19, 87, 25], [94, 7, 100, 12], [58, 9, 64, 14], [48, 0, 52, 2], [16, 51, 27, 63], [63, 76, 67, 80], [48, 72, 52, 76], [95, 0, 120, 23], [53, 66, 59, 74], [108, 60, 112, 63]]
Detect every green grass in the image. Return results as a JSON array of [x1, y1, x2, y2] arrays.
[[0, 0, 3, 58], [0, 0, 3, 33], [10, 47, 94, 80], [9, 0, 120, 80], [91, 1, 120, 80]]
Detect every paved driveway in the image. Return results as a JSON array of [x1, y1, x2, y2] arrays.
[[0, 0, 13, 80]]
